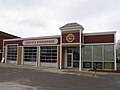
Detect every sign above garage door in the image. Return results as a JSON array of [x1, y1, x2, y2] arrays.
[[23, 39, 58, 45]]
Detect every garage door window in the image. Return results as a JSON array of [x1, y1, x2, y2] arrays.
[[23, 47, 37, 62], [40, 46, 57, 63], [7, 45, 17, 61]]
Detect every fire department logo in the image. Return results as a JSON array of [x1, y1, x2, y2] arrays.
[[66, 33, 75, 43]]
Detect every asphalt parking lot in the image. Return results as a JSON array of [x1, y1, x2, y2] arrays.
[[0, 65, 120, 90]]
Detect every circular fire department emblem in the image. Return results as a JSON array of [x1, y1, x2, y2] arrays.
[[66, 33, 75, 42]]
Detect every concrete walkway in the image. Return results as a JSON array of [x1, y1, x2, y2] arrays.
[[0, 63, 118, 77], [0, 82, 37, 90]]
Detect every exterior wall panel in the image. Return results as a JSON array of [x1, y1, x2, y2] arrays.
[[3, 47, 6, 63], [84, 34, 114, 44], [0, 39, 3, 49], [17, 47, 22, 65], [4, 37, 60, 46], [62, 44, 79, 47], [58, 46, 60, 68], [62, 47, 65, 68], [62, 31, 80, 43], [4, 40, 23, 46]]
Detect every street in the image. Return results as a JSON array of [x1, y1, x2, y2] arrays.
[[0, 67, 120, 90]]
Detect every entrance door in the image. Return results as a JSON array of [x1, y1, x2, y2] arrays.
[[67, 53, 73, 67], [66, 47, 79, 68]]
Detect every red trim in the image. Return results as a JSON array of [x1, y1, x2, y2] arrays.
[[4, 38, 60, 46]]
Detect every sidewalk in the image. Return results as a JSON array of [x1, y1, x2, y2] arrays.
[[0, 63, 117, 77]]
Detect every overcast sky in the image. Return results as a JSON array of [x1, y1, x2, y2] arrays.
[[0, 0, 120, 40]]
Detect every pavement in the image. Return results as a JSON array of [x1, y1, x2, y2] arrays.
[[0, 63, 119, 77], [0, 63, 120, 90]]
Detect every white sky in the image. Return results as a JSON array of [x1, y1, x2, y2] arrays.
[[0, 0, 120, 40]]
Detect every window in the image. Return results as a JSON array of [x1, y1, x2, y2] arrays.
[[93, 45, 102, 61], [73, 47, 79, 60], [104, 62, 114, 69], [104, 44, 114, 61], [23, 47, 37, 62], [67, 47, 72, 53], [7, 45, 17, 61], [40, 46, 57, 63], [83, 62, 91, 68], [82, 44, 115, 69], [82, 45, 92, 61], [93, 62, 102, 69]]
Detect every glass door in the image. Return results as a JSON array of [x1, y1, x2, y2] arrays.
[[66, 47, 79, 68], [73, 47, 79, 68], [67, 53, 73, 67]]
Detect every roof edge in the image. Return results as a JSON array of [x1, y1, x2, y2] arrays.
[[83, 31, 116, 36], [59, 26, 84, 30], [0, 31, 20, 38], [3, 35, 60, 41]]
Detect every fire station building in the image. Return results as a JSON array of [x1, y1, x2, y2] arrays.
[[3, 23, 116, 71]]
